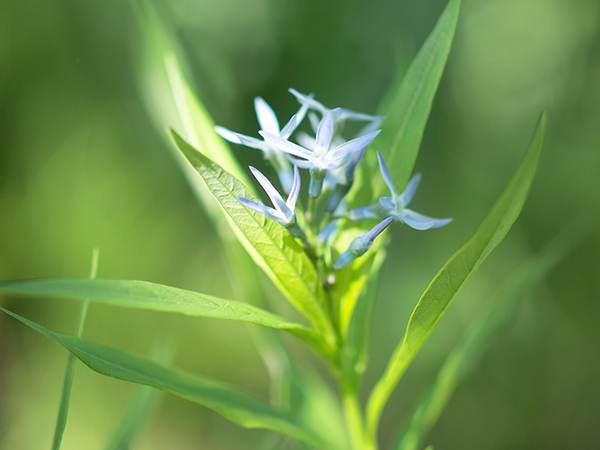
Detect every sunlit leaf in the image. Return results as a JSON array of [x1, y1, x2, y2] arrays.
[[396, 212, 590, 450], [351, 0, 461, 207], [0, 307, 330, 450], [365, 112, 547, 440], [171, 130, 336, 348], [0, 279, 313, 337]]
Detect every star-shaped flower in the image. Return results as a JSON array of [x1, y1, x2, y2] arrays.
[[215, 96, 309, 192], [259, 109, 380, 197], [288, 88, 385, 130], [237, 165, 304, 238], [348, 151, 452, 230]]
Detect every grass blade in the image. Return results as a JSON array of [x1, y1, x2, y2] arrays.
[[0, 307, 330, 450], [171, 130, 336, 348], [51, 248, 99, 450], [365, 112, 547, 442]]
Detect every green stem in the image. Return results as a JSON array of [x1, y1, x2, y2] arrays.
[[343, 388, 366, 450]]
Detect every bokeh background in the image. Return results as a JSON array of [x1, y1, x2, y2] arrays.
[[1, 0, 599, 449]]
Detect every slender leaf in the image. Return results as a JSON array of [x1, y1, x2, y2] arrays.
[[365, 112, 547, 439], [0, 307, 329, 450], [0, 279, 314, 336], [340, 249, 387, 389], [396, 212, 590, 450], [170, 130, 336, 347], [351, 0, 461, 207], [52, 248, 99, 450], [105, 384, 158, 450]]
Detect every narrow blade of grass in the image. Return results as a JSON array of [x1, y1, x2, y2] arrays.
[[52, 248, 99, 450]]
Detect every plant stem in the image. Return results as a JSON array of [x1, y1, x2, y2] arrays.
[[343, 390, 366, 450]]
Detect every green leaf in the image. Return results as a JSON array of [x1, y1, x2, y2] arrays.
[[340, 249, 387, 388], [131, 0, 249, 186], [51, 248, 99, 450], [351, 0, 461, 207], [170, 130, 336, 347], [0, 279, 315, 337], [0, 307, 330, 450], [365, 112, 547, 440], [396, 211, 590, 450], [105, 384, 158, 450]]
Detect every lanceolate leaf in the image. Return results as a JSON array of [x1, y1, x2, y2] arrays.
[[0, 279, 312, 336], [365, 112, 547, 439], [171, 131, 336, 347], [351, 0, 461, 207], [396, 212, 590, 450], [0, 307, 330, 450]]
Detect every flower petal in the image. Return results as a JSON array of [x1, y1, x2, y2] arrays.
[[328, 130, 380, 161], [348, 204, 379, 221], [279, 114, 299, 139], [287, 158, 316, 169], [234, 133, 268, 150], [398, 173, 422, 206], [288, 88, 328, 114], [308, 111, 320, 134], [315, 109, 336, 152], [379, 196, 395, 210], [396, 208, 452, 230], [254, 97, 280, 134], [249, 166, 288, 213], [286, 165, 301, 212], [259, 131, 314, 160], [377, 150, 397, 198], [214, 126, 242, 144], [295, 131, 316, 150]]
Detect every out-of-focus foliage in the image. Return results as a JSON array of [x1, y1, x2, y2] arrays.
[[0, 0, 598, 449]]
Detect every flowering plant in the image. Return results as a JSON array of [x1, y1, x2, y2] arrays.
[[0, 0, 557, 449]]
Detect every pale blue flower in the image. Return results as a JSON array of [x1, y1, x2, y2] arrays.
[[288, 88, 385, 132], [259, 109, 380, 197], [215, 96, 309, 192], [348, 151, 452, 230], [237, 165, 305, 238], [333, 216, 394, 270]]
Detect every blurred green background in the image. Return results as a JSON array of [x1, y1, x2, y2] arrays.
[[1, 0, 599, 449]]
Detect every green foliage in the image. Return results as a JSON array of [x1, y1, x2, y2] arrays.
[[171, 130, 336, 349], [365, 113, 546, 441], [396, 212, 589, 450], [0, 307, 337, 450], [0, 279, 310, 333], [352, 0, 461, 207]]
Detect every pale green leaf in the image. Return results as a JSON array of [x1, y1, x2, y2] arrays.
[[396, 212, 590, 450], [365, 112, 547, 439], [0, 307, 329, 450], [0, 279, 313, 336], [351, 0, 461, 207], [171, 130, 336, 348]]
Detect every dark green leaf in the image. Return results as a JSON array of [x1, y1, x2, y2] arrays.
[[365, 112, 547, 439]]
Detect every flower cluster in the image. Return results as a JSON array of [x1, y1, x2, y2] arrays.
[[216, 89, 452, 274]]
